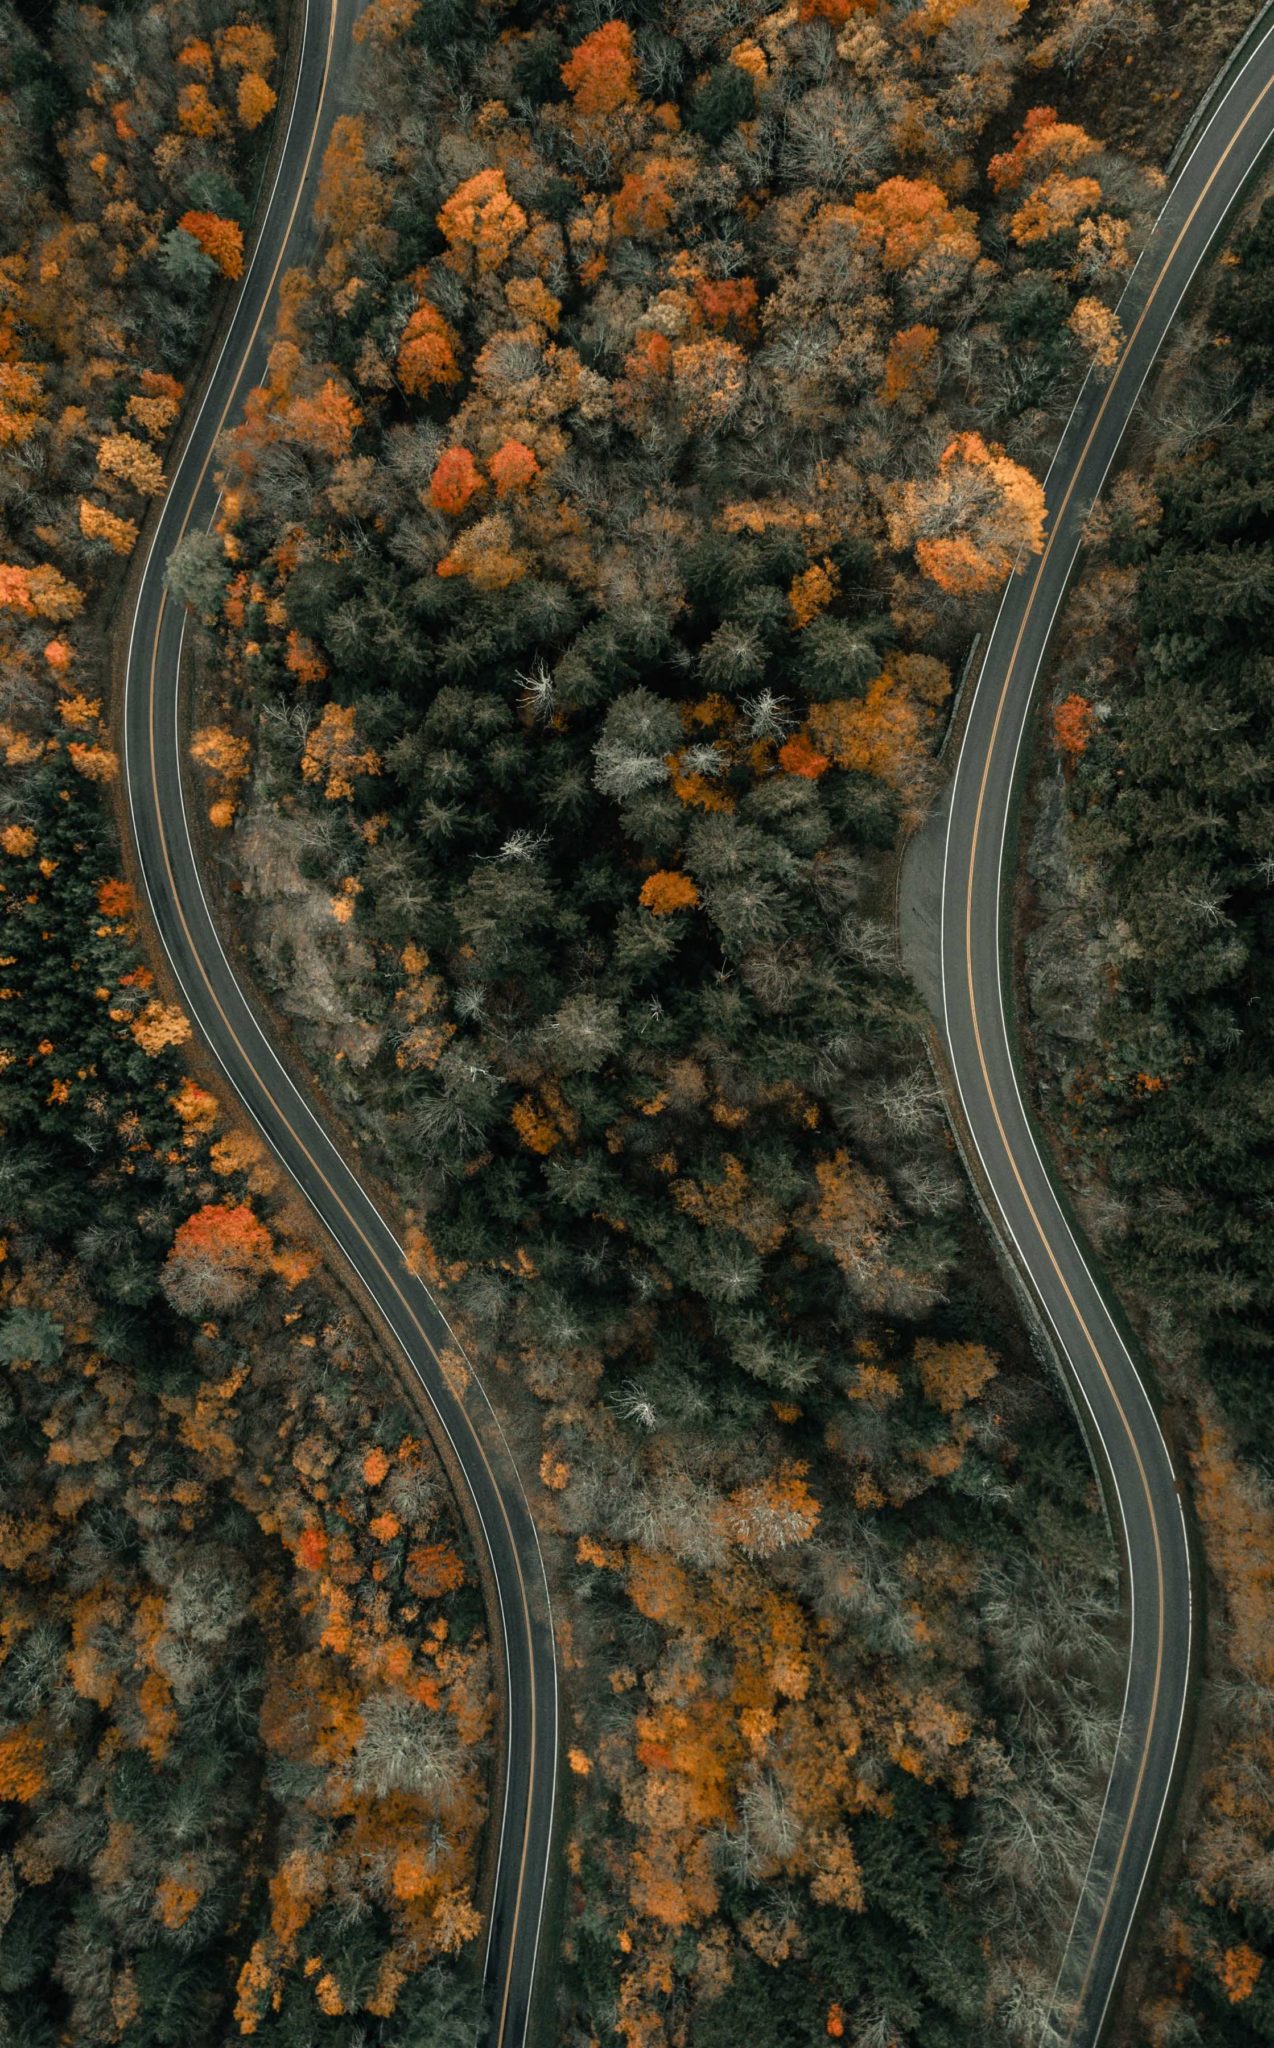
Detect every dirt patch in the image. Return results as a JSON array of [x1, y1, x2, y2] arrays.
[[235, 795, 384, 1070], [1034, 0, 1263, 167]]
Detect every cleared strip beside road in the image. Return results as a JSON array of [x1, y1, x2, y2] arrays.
[[119, 4, 559, 2043], [936, 16, 1274, 2045]]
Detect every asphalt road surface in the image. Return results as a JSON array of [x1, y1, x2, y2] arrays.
[[120, 4, 558, 2043], [120, 0, 1274, 2041], [933, 15, 1274, 2044]]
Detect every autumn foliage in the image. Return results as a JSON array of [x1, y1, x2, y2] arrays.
[[0, 1228, 487, 2043], [560, 21, 638, 118], [989, 106, 1102, 195], [893, 432, 1047, 595], [301, 702, 382, 801], [397, 295, 462, 396], [430, 447, 484, 516], [315, 115, 385, 250], [163, 1200, 274, 1313], [178, 208, 245, 280], [237, 70, 277, 130], [437, 169, 527, 276], [853, 177, 979, 272], [778, 732, 831, 779], [79, 499, 139, 554], [639, 870, 700, 914], [0, 0, 280, 829], [181, 0, 1171, 2036], [880, 324, 940, 410], [0, 684, 485, 2047], [1053, 692, 1095, 759], [0, 8, 499, 2041], [488, 439, 540, 495]]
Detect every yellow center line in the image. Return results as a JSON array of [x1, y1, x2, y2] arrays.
[[132, 3, 548, 2038], [962, 61, 1274, 2040]]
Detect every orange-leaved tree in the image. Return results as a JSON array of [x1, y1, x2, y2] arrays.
[[639, 870, 700, 914], [879, 324, 940, 411], [237, 71, 277, 129], [1053, 693, 1095, 760], [215, 21, 277, 74], [0, 330, 45, 446], [436, 170, 527, 276], [807, 654, 949, 809], [612, 161, 680, 241], [889, 432, 1045, 595], [97, 432, 166, 496], [913, 1338, 998, 1414], [178, 210, 245, 280], [798, 0, 877, 20], [560, 21, 638, 118], [0, 563, 83, 618], [1009, 173, 1102, 247], [162, 1201, 274, 1315], [778, 732, 831, 780], [79, 500, 139, 554], [788, 561, 838, 630], [989, 106, 1102, 195], [429, 448, 483, 516], [851, 177, 979, 273], [1069, 297, 1122, 372], [283, 378, 362, 459], [397, 293, 462, 397], [436, 514, 526, 591], [301, 703, 382, 801], [1219, 1946, 1264, 2004], [488, 440, 539, 495], [315, 115, 385, 248]]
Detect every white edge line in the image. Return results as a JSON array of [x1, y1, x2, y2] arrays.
[[933, 18, 1274, 2031], [120, 2, 1274, 2035], [166, 604, 560, 2035], [118, 0, 559, 2032]]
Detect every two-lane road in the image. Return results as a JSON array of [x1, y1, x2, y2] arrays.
[[121, 0, 1274, 2039], [934, 13, 1274, 2044], [120, 4, 558, 2043]]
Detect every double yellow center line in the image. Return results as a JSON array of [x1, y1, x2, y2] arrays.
[[126, 5, 554, 2039], [961, 50, 1274, 2042]]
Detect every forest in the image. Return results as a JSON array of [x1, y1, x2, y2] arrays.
[[171, 0, 1175, 2043], [0, 3, 488, 2042], [1026, 191, 1274, 2046], [3, 0, 1269, 2040]]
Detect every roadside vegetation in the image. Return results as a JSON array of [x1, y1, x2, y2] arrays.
[[172, 1, 1192, 2041], [0, 5, 487, 2041], [4, 0, 1267, 2039], [1025, 191, 1274, 2045]]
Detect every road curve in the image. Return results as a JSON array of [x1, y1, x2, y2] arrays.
[[119, 4, 558, 2043], [937, 16, 1274, 2045], [118, 0, 1274, 2039]]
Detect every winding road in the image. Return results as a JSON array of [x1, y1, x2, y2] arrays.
[[118, 1, 1274, 2043], [921, 10, 1274, 2044], [120, 4, 558, 2045]]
